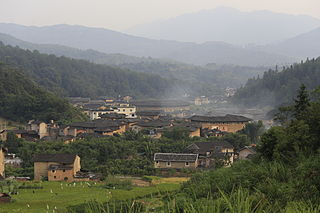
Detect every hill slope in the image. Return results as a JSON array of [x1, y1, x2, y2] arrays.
[[0, 33, 267, 89], [0, 23, 294, 66], [127, 7, 320, 44], [232, 58, 320, 107], [263, 27, 320, 58], [0, 42, 177, 98], [0, 63, 82, 122]]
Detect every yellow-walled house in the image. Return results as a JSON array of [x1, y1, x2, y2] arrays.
[[34, 154, 81, 182], [154, 153, 198, 169], [0, 147, 7, 178]]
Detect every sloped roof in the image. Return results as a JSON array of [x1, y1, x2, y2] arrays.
[[154, 153, 198, 162], [137, 111, 162, 116], [70, 120, 124, 129], [239, 146, 257, 154], [188, 141, 234, 153], [33, 154, 77, 164], [136, 120, 172, 128], [190, 114, 252, 123]]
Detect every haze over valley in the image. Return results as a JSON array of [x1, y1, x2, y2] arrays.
[[1, 1, 320, 212]]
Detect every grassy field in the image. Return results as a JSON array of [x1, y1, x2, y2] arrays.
[[0, 178, 184, 213]]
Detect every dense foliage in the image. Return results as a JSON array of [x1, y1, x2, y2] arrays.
[[0, 64, 84, 123], [5, 129, 254, 178], [232, 58, 320, 107], [0, 42, 177, 98], [176, 85, 320, 211]]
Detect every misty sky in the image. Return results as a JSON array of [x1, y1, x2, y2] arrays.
[[1, 0, 320, 31]]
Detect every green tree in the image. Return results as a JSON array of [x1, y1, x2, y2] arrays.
[[294, 84, 310, 120]]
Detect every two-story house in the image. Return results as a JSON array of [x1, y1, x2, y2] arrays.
[[187, 141, 234, 167], [33, 154, 81, 182]]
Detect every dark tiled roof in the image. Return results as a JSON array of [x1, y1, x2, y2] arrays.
[[70, 120, 124, 129], [190, 114, 252, 123], [8, 130, 38, 135], [239, 146, 257, 154], [33, 154, 77, 164], [137, 111, 162, 116], [188, 141, 234, 153], [100, 113, 126, 119], [154, 153, 198, 162], [137, 120, 172, 128]]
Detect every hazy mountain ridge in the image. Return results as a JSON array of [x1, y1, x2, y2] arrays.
[[0, 23, 295, 66], [0, 32, 268, 89], [127, 7, 320, 45], [261, 27, 320, 58]]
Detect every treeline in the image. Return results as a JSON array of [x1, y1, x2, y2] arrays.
[[0, 42, 178, 98], [0, 64, 84, 123], [232, 57, 320, 107]]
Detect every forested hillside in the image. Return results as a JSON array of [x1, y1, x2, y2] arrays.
[[232, 58, 320, 107], [0, 63, 83, 123], [0, 43, 177, 98], [0, 33, 267, 90]]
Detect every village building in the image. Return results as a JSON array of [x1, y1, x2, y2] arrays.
[[201, 128, 228, 137], [186, 141, 234, 167], [70, 120, 127, 136], [132, 120, 173, 138], [33, 154, 88, 182], [0, 147, 7, 178], [26, 120, 49, 139], [132, 100, 190, 114], [190, 114, 252, 133], [83, 102, 137, 120], [8, 129, 39, 141], [136, 111, 163, 120], [5, 153, 22, 168], [171, 122, 202, 137], [154, 153, 198, 169], [238, 146, 257, 160], [194, 96, 210, 105]]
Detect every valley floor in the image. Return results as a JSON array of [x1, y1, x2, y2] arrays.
[[0, 177, 185, 213]]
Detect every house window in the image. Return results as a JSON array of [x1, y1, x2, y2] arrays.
[[64, 177, 68, 181], [166, 162, 171, 167], [185, 162, 190, 167], [156, 161, 159, 164], [130, 109, 133, 112], [63, 169, 66, 172], [54, 176, 56, 179], [123, 109, 125, 112], [51, 170, 55, 173]]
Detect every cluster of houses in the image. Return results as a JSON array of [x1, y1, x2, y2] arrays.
[[154, 142, 256, 170], [0, 96, 258, 181]]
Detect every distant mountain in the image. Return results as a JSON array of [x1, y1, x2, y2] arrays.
[[232, 57, 320, 107], [262, 27, 320, 58], [127, 7, 320, 45], [0, 23, 294, 66]]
